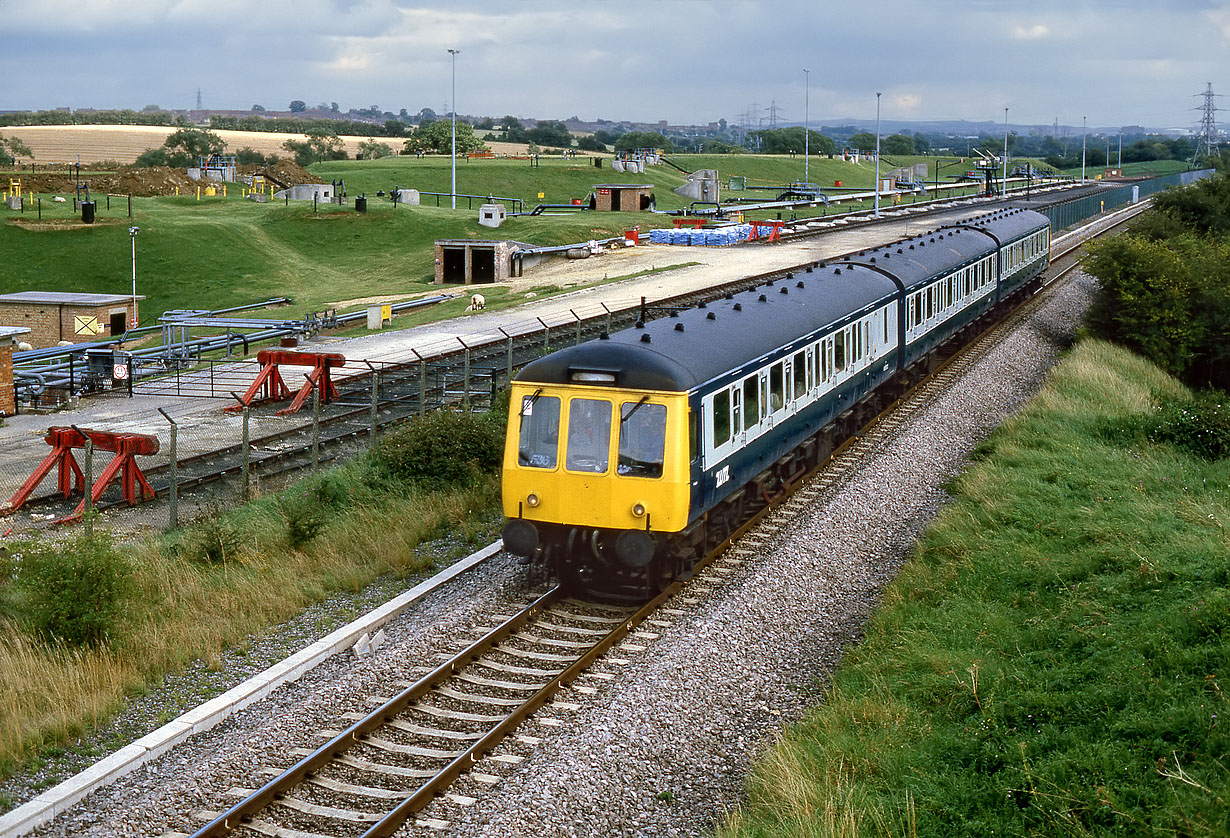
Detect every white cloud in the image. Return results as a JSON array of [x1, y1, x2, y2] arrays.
[[1011, 24, 1050, 40]]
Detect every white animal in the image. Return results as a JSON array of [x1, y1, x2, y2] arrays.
[[16, 342, 33, 352], [467, 293, 486, 312]]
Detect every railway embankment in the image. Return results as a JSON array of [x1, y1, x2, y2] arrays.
[[723, 338, 1229, 836]]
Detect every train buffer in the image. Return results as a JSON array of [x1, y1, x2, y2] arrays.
[[224, 349, 346, 416], [2, 426, 160, 521], [747, 220, 785, 243]]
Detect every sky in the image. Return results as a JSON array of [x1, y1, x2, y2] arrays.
[[0, 0, 1226, 134]]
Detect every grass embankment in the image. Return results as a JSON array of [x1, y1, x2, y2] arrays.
[[724, 339, 1229, 837], [0, 407, 506, 788]]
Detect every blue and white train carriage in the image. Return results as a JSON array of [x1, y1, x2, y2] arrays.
[[501, 207, 1051, 593]]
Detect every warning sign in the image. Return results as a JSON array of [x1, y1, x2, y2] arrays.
[[73, 315, 102, 337], [112, 363, 129, 380]]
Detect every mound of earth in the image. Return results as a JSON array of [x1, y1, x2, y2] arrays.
[[249, 159, 325, 187], [14, 166, 215, 197]]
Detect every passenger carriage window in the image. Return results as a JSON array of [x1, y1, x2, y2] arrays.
[[565, 398, 611, 473], [926, 287, 934, 320], [743, 376, 758, 431], [618, 401, 667, 478], [688, 409, 697, 462], [883, 309, 890, 343], [759, 375, 769, 419], [821, 339, 832, 382], [518, 394, 561, 469], [769, 362, 785, 412], [834, 330, 846, 372], [793, 351, 807, 399], [712, 390, 731, 448]]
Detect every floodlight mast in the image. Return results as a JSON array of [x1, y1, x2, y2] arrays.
[[448, 48, 460, 210]]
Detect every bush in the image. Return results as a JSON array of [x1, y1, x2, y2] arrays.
[[277, 492, 328, 549], [1144, 390, 1230, 460], [11, 532, 133, 646], [376, 409, 504, 489]]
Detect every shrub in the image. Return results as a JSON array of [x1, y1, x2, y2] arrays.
[[11, 532, 133, 646], [376, 409, 503, 489], [277, 492, 327, 549], [1144, 390, 1230, 460], [183, 499, 242, 564]]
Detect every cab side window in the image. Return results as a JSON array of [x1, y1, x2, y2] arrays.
[[518, 395, 560, 469], [618, 402, 667, 478]]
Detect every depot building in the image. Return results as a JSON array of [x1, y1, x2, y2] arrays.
[[0, 292, 145, 349]]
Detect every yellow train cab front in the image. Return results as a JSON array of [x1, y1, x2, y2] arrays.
[[502, 382, 692, 534]]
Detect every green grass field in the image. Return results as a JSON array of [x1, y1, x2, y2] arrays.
[[0, 153, 945, 325], [723, 339, 1229, 837]]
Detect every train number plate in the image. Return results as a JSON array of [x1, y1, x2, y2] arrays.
[[714, 465, 730, 488]]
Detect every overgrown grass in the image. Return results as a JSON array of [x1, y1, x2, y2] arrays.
[[0, 410, 506, 781], [723, 339, 1230, 837]]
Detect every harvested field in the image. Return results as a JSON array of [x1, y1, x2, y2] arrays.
[[1, 125, 377, 165], [1, 126, 587, 166]]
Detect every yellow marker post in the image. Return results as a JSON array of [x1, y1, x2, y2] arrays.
[[196, 186, 201, 201], [538, 192, 545, 199]]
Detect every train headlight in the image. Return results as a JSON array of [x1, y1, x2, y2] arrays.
[[631, 503, 646, 518], [527, 493, 541, 508]]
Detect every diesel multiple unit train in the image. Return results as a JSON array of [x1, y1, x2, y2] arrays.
[[501, 207, 1052, 592]]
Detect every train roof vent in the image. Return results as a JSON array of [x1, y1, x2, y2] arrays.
[[805, 265, 813, 273], [758, 294, 768, 302], [635, 320, 645, 328], [724, 292, 734, 300], [780, 286, 789, 294], [909, 244, 915, 250], [698, 301, 707, 308], [796, 281, 805, 289], [766, 279, 774, 286], [669, 310, 679, 317], [897, 248, 904, 254], [706, 311, 716, 320], [785, 271, 794, 278], [834, 268, 841, 274], [640, 333, 652, 343], [674, 322, 685, 332], [869, 257, 876, 263], [733, 303, 743, 311], [599, 331, 610, 340]]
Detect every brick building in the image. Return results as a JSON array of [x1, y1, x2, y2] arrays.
[[592, 184, 655, 212], [0, 326, 30, 416], [0, 292, 144, 349]]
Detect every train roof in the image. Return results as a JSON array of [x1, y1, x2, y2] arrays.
[[958, 206, 1051, 242], [515, 269, 900, 392], [834, 207, 1050, 291]]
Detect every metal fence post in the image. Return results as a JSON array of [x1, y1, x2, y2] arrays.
[[459, 338, 471, 411], [601, 302, 612, 335], [571, 309, 582, 345], [159, 408, 178, 529], [82, 436, 93, 537], [311, 379, 321, 472], [240, 404, 251, 502], [367, 362, 379, 447], [500, 327, 513, 385], [411, 349, 426, 415], [538, 317, 550, 352]]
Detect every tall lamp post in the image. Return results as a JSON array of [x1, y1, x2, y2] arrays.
[[874, 91, 881, 218], [128, 226, 139, 330], [1002, 107, 1009, 197], [803, 68, 810, 186], [448, 48, 460, 210], [1081, 116, 1087, 184]]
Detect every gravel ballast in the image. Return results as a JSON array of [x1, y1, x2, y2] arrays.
[[11, 266, 1095, 837]]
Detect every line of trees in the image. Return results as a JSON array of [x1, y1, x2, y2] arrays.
[[1086, 165, 1230, 390]]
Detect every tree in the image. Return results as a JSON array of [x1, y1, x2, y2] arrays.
[[282, 125, 348, 166], [0, 134, 33, 165], [848, 132, 877, 152], [527, 120, 572, 148], [402, 120, 486, 155], [251, 104, 265, 112], [357, 140, 394, 160], [134, 127, 224, 168], [883, 133, 916, 155], [576, 134, 607, 152], [614, 131, 673, 153], [289, 100, 307, 113]]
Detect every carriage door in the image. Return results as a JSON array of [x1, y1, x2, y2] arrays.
[[732, 387, 743, 446]]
